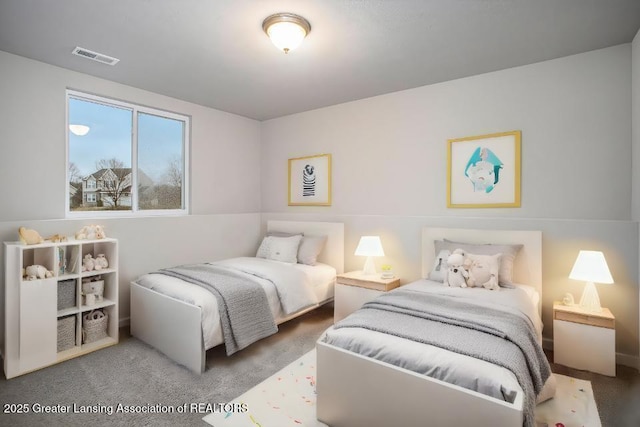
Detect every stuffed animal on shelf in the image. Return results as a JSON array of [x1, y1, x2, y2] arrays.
[[82, 254, 95, 272], [94, 254, 109, 270], [75, 225, 106, 240], [18, 227, 44, 245], [444, 249, 468, 288], [25, 265, 53, 280]]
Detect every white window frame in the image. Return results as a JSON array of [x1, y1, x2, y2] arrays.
[[66, 90, 190, 218]]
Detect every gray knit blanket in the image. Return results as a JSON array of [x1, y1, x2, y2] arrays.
[[333, 289, 551, 427], [154, 264, 277, 355]]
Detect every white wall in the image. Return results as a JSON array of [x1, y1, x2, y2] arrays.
[[632, 28, 640, 363], [0, 51, 264, 339], [633, 31, 640, 222], [262, 45, 632, 220], [261, 45, 639, 364], [0, 51, 261, 220]]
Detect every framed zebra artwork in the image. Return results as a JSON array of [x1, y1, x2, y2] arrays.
[[288, 153, 332, 206], [447, 130, 521, 208]]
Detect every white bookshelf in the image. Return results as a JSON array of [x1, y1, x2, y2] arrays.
[[3, 237, 118, 379]]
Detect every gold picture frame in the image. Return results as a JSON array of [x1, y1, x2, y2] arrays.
[[447, 130, 521, 208], [288, 154, 332, 206]]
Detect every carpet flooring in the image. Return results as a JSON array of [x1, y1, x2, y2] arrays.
[[1, 302, 639, 427], [0, 305, 334, 427]]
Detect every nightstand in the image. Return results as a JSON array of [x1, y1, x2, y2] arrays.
[[553, 302, 615, 376], [334, 271, 400, 323]]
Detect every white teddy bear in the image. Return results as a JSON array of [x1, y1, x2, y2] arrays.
[[82, 254, 95, 272], [94, 254, 108, 270], [444, 250, 469, 288], [466, 253, 501, 291]]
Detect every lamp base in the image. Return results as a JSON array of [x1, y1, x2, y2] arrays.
[[362, 257, 377, 275], [579, 281, 602, 312]]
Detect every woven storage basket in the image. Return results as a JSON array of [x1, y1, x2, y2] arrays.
[[82, 310, 108, 344], [57, 279, 76, 310], [57, 316, 76, 352]]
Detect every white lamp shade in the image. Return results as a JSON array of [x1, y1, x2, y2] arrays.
[[355, 236, 385, 257], [569, 250, 613, 284]]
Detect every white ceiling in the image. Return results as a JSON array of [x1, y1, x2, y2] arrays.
[[1, 0, 639, 121]]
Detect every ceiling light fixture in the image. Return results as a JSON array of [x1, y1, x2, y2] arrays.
[[262, 13, 311, 54], [69, 124, 90, 136]]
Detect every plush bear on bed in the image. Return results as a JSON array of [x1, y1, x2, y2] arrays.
[[444, 250, 469, 288], [465, 253, 501, 291]]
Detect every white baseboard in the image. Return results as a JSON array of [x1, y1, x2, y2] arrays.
[[119, 316, 130, 328], [544, 337, 639, 371], [617, 352, 640, 371]]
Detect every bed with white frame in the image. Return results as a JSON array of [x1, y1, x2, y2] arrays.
[[316, 227, 542, 427], [130, 220, 344, 374]]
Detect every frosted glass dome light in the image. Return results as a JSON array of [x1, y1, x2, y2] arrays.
[[263, 13, 311, 54]]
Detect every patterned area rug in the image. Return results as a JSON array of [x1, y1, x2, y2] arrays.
[[536, 374, 601, 427], [203, 350, 600, 427]]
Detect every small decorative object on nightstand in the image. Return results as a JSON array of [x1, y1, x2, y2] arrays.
[[380, 264, 394, 279], [553, 302, 615, 376], [334, 270, 400, 323]]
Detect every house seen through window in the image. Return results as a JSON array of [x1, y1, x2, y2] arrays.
[[67, 91, 189, 215]]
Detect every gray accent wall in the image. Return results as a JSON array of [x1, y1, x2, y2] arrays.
[[261, 45, 639, 365]]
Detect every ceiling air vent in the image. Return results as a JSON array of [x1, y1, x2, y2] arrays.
[[71, 47, 120, 66]]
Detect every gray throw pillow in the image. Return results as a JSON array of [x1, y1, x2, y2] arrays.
[[297, 235, 327, 266]]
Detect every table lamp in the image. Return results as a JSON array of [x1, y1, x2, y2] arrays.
[[355, 236, 385, 275], [569, 250, 613, 313]]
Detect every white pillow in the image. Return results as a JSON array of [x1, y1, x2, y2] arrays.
[[256, 236, 272, 259], [297, 235, 327, 266], [265, 235, 303, 264], [257, 231, 303, 260]]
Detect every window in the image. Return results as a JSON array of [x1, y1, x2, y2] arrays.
[[67, 90, 190, 216]]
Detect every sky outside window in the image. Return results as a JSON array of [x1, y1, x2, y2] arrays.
[[68, 97, 132, 178]]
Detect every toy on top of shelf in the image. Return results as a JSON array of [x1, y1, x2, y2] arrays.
[[46, 234, 68, 243], [18, 227, 44, 245], [75, 224, 106, 240], [25, 265, 53, 280]]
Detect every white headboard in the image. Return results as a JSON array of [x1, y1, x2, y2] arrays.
[[267, 220, 344, 274], [422, 227, 542, 314]]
